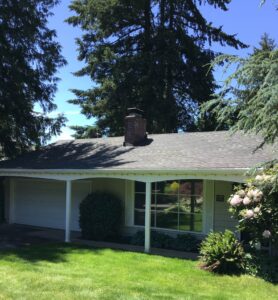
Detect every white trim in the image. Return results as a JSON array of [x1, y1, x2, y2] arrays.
[[0, 168, 248, 183], [213, 181, 216, 231], [202, 179, 206, 234], [130, 181, 135, 225], [144, 182, 151, 253], [65, 180, 72, 243], [124, 180, 135, 226], [130, 224, 205, 237], [13, 178, 91, 184], [9, 178, 15, 224]]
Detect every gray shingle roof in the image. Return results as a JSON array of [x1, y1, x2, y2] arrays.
[[0, 131, 276, 171]]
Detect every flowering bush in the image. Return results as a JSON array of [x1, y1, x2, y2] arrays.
[[228, 165, 278, 250]]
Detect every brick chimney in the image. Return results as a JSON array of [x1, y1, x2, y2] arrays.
[[124, 108, 147, 146]]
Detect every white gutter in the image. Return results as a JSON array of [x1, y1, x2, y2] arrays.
[[0, 167, 249, 183], [0, 167, 249, 174]]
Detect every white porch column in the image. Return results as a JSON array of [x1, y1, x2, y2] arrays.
[[9, 178, 15, 224], [65, 180, 72, 243], [144, 181, 151, 253]]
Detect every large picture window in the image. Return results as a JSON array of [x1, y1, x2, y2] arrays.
[[134, 180, 203, 232]]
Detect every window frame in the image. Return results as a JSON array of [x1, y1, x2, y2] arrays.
[[133, 180, 204, 234]]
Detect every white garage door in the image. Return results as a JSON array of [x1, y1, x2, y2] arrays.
[[14, 179, 91, 231]]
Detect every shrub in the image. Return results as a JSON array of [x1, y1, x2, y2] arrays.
[[251, 254, 278, 283], [199, 230, 246, 274], [228, 164, 278, 251], [173, 234, 200, 252], [79, 192, 122, 240], [130, 231, 200, 252], [130, 231, 173, 248]]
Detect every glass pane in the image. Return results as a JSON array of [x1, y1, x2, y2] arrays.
[[194, 197, 203, 212], [179, 181, 192, 195], [135, 193, 145, 209], [156, 194, 179, 213], [134, 209, 145, 226], [194, 213, 202, 232], [152, 181, 164, 194], [134, 180, 203, 232], [179, 213, 202, 232], [135, 194, 156, 210], [178, 195, 191, 213], [163, 181, 180, 195], [178, 214, 190, 231], [135, 181, 145, 193], [194, 181, 203, 197], [134, 209, 155, 226], [156, 211, 178, 230]]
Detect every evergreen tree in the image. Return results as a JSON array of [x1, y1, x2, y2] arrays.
[[0, 0, 66, 158], [67, 0, 246, 137], [70, 125, 101, 139], [202, 34, 278, 148]]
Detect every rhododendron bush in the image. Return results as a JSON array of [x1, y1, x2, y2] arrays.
[[228, 164, 278, 250]]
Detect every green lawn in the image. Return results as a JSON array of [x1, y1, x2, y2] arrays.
[[0, 244, 277, 300]]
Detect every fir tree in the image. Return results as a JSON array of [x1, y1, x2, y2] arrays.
[[0, 0, 66, 158], [67, 0, 246, 137], [202, 34, 278, 148], [70, 125, 101, 139]]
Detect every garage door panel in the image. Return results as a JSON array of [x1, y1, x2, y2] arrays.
[[14, 180, 65, 229], [13, 179, 91, 231]]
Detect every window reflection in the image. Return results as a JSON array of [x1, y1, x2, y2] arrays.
[[134, 180, 203, 232]]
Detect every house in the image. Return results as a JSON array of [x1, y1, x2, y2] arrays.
[[0, 108, 276, 252]]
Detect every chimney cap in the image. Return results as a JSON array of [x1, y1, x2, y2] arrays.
[[127, 107, 144, 117]]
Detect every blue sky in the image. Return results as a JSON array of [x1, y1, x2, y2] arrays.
[[48, 0, 278, 142]]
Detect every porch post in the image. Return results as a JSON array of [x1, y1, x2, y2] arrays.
[[144, 181, 151, 253], [9, 178, 15, 224], [65, 180, 72, 243]]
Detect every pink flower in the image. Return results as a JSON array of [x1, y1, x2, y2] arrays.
[[230, 195, 242, 206], [245, 209, 254, 219], [247, 190, 254, 199], [255, 175, 263, 182], [237, 190, 246, 198], [262, 230, 271, 239], [243, 196, 251, 205], [254, 206, 260, 213], [247, 189, 263, 202], [254, 191, 263, 202]]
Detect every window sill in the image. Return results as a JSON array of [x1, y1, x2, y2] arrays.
[[129, 224, 205, 236]]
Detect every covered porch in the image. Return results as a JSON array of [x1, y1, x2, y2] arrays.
[[0, 169, 245, 253], [0, 223, 198, 259]]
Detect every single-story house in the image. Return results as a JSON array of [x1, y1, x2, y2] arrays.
[[0, 109, 276, 252]]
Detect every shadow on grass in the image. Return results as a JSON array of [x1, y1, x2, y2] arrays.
[[0, 243, 106, 263], [198, 257, 278, 285]]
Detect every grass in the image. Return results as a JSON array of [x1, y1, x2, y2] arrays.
[[0, 243, 277, 300]]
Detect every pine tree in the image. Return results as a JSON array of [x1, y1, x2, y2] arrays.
[[0, 0, 66, 158], [67, 0, 246, 137], [202, 34, 278, 148]]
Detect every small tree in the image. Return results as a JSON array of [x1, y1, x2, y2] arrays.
[[228, 164, 278, 254]]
